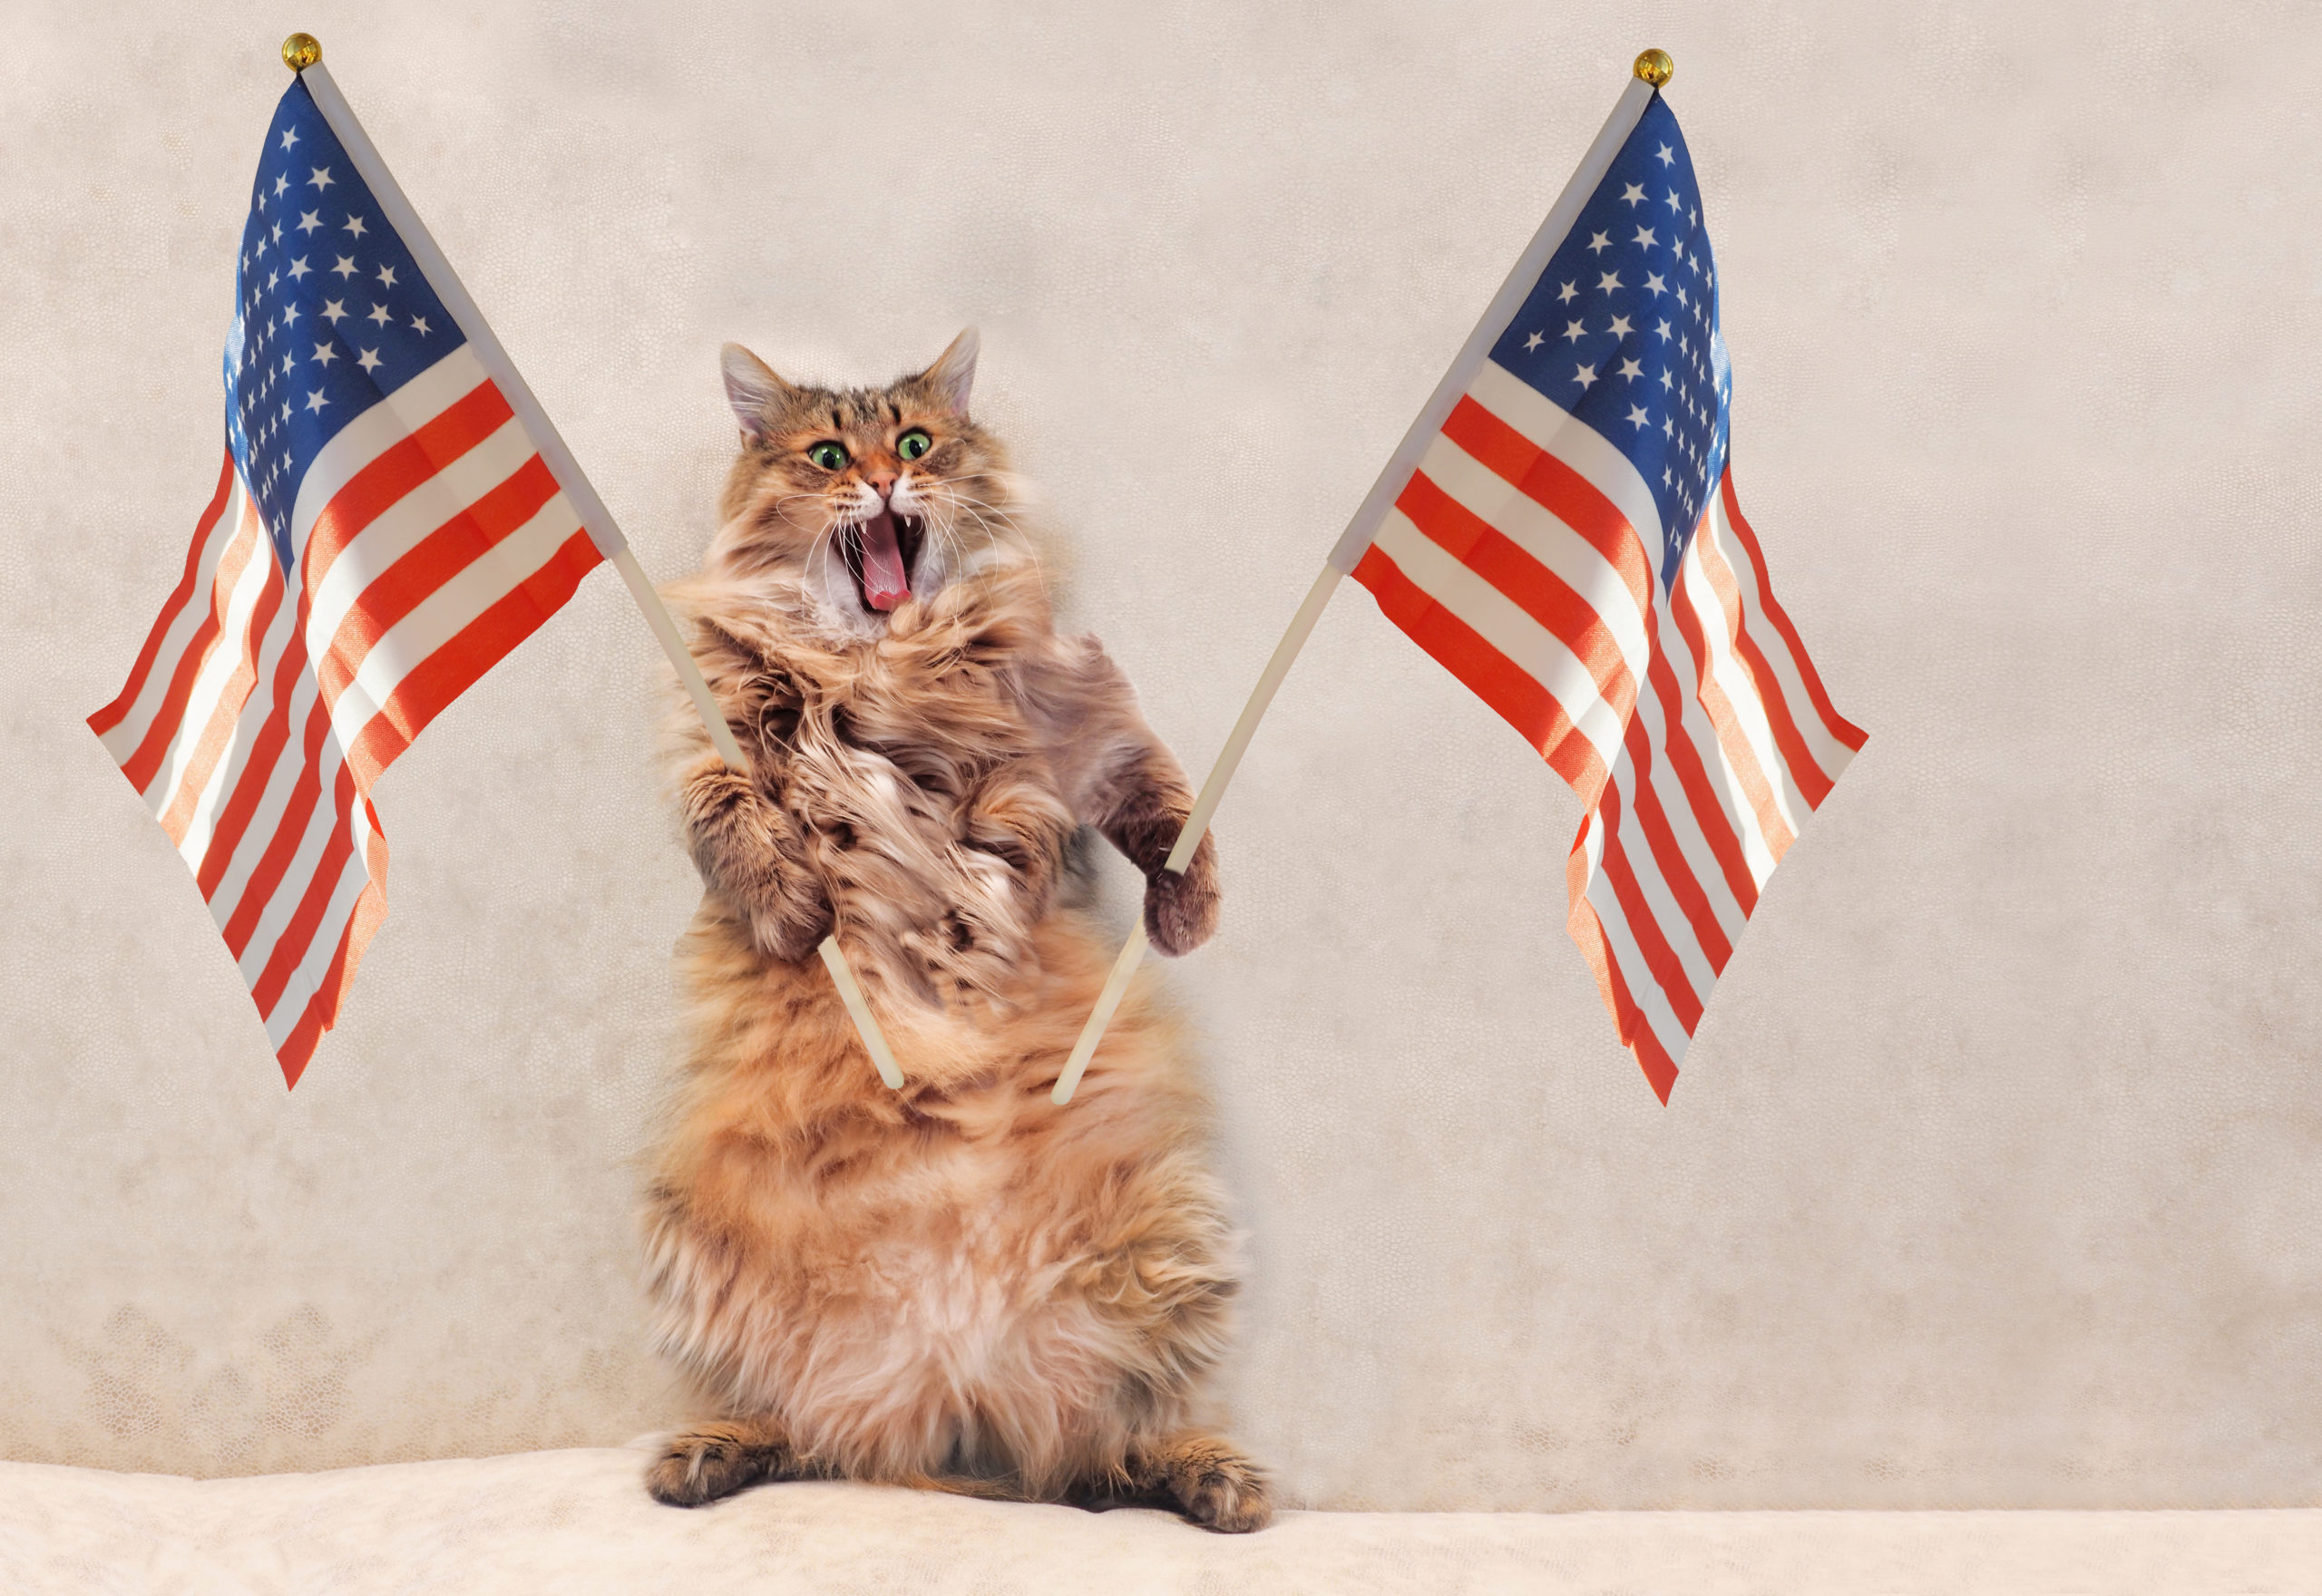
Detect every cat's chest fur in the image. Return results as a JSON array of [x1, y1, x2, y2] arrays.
[[741, 600, 1085, 1004], [775, 640, 1050, 851]]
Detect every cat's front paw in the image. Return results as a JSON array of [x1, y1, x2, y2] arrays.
[[1143, 837, 1219, 957]]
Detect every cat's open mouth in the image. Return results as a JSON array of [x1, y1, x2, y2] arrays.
[[841, 509, 926, 615]]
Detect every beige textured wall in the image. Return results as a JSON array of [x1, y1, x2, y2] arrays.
[[5, 0, 2318, 1511]]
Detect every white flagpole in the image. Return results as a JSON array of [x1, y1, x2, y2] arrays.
[[282, 34, 904, 1086], [1051, 51, 1673, 1105], [1049, 564, 1341, 1104]]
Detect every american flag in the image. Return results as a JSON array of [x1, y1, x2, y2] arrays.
[[88, 75, 604, 1085], [1341, 92, 1864, 1101]]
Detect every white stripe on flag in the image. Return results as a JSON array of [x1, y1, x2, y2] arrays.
[[97, 474, 250, 768], [202, 677, 336, 936], [283, 345, 491, 575], [327, 491, 583, 755], [1673, 541, 1790, 880], [1469, 360, 1667, 577], [1578, 816, 1693, 1066], [260, 824, 376, 1045], [1598, 762, 1721, 1002], [142, 507, 268, 813], [1371, 509, 1628, 766], [1691, 518, 1816, 847], [302, 414, 539, 664], [1414, 431, 1653, 677], [1703, 491, 1859, 785], [179, 551, 303, 873], [1629, 608, 1752, 941]]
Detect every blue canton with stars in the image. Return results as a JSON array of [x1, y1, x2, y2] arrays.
[[226, 78, 464, 577], [1489, 95, 1731, 593]]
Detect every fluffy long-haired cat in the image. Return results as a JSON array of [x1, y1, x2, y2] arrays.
[[636, 330, 1270, 1532]]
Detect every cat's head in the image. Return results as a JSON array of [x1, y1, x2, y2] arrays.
[[709, 330, 1019, 637]]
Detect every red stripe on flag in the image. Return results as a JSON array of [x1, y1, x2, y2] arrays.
[[1440, 397, 1654, 613], [1669, 542, 1795, 862], [259, 529, 599, 995], [1616, 701, 1734, 972], [1692, 504, 1834, 808], [227, 513, 594, 999], [1718, 470, 1867, 754], [195, 606, 316, 902], [116, 516, 262, 794], [1565, 829, 1680, 1104], [220, 692, 337, 958], [268, 811, 389, 1091], [272, 933, 344, 1088], [314, 455, 562, 704], [89, 453, 237, 738], [1628, 1007, 1680, 1105], [1593, 782, 1705, 1034], [273, 899, 359, 1089], [299, 381, 515, 596], [1644, 622, 1760, 917], [1396, 469, 1638, 720], [251, 764, 363, 1016], [158, 561, 286, 845], [345, 529, 601, 786], [1351, 543, 1606, 799]]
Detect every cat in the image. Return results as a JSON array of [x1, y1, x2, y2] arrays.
[[636, 330, 1271, 1532]]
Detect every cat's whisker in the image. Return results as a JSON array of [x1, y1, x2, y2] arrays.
[[926, 505, 990, 571], [932, 493, 1020, 525], [923, 490, 1018, 534], [930, 496, 1049, 607]]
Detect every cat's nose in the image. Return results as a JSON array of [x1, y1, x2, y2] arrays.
[[864, 468, 897, 498]]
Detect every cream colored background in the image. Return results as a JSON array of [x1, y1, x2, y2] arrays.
[[4, 0, 2317, 1512]]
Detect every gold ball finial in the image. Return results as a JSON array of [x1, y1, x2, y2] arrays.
[[1634, 48, 1673, 88], [282, 33, 321, 72]]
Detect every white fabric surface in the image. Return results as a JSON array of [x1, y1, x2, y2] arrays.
[[4, 1448, 2319, 1595]]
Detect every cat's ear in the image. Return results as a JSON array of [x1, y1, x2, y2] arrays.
[[721, 343, 795, 442], [917, 327, 980, 415]]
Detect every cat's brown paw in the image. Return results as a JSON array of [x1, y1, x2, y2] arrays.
[[1143, 839, 1219, 958], [1143, 1433, 1273, 1533], [685, 764, 830, 962], [645, 1420, 797, 1507]]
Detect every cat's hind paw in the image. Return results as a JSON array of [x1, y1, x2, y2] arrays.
[[1142, 1432, 1273, 1533], [645, 1419, 798, 1507]]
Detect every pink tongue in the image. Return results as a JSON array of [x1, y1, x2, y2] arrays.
[[858, 511, 910, 611]]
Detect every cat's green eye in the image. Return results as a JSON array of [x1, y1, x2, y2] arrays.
[[897, 429, 933, 462], [807, 441, 849, 472]]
